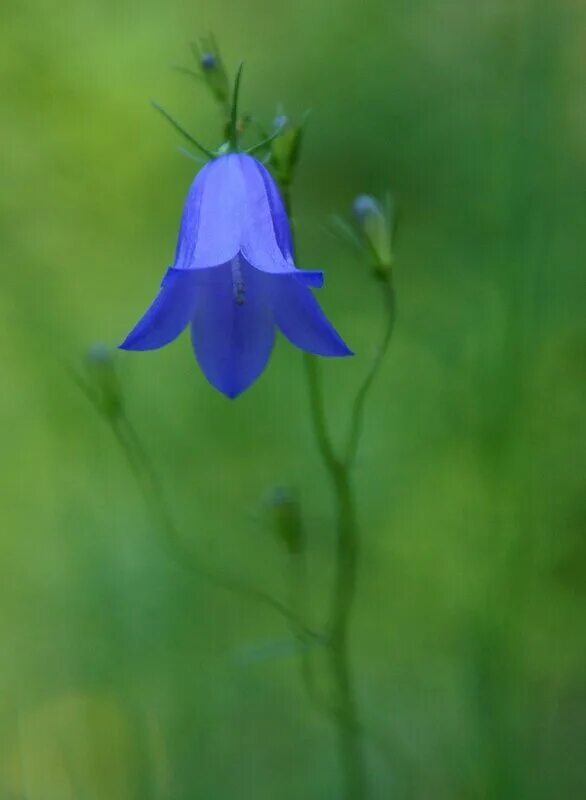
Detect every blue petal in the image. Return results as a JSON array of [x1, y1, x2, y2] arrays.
[[190, 261, 275, 398], [235, 156, 312, 279], [173, 155, 246, 271], [172, 165, 207, 269], [237, 154, 291, 271], [253, 158, 295, 263], [173, 155, 328, 287], [188, 156, 245, 268], [237, 157, 326, 284], [119, 268, 198, 351], [272, 276, 353, 357]]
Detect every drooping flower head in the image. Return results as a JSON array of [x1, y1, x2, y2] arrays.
[[120, 68, 351, 397]]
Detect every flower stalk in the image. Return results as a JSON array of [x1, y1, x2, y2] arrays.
[[301, 357, 368, 798], [304, 299, 395, 799], [327, 459, 368, 799], [345, 275, 396, 468], [283, 177, 397, 800]]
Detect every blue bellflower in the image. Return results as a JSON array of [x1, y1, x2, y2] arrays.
[[120, 152, 352, 397]]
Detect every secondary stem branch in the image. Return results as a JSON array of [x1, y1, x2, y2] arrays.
[[345, 276, 396, 469]]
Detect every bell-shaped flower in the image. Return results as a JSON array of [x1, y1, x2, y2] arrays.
[[120, 152, 352, 397]]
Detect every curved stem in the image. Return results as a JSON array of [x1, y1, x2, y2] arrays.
[[303, 353, 340, 473], [302, 357, 367, 798], [345, 276, 396, 469], [284, 181, 370, 797]]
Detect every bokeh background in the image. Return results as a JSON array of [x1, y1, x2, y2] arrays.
[[1, 0, 585, 797]]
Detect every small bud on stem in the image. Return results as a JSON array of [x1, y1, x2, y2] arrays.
[[265, 487, 305, 556], [352, 193, 394, 277]]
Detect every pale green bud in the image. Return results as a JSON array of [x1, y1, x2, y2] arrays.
[[352, 194, 394, 276]]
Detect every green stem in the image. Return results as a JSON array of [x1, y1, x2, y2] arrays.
[[345, 276, 396, 469], [302, 347, 368, 800], [303, 354, 339, 473], [285, 178, 400, 797], [229, 63, 244, 150], [326, 462, 368, 799], [301, 275, 396, 799]]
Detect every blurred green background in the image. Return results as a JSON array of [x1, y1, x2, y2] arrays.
[[1, 0, 585, 797]]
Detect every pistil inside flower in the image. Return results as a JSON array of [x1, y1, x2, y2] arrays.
[[231, 258, 246, 305]]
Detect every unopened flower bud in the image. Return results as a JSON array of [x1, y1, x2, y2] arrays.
[[87, 342, 112, 364], [265, 486, 304, 555], [191, 37, 230, 108], [200, 52, 217, 71], [352, 195, 380, 221], [273, 114, 288, 132], [352, 193, 394, 276]]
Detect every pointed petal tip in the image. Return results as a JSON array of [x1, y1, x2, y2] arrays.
[[272, 276, 353, 359], [189, 263, 275, 399], [336, 342, 354, 358], [117, 326, 174, 352], [207, 375, 256, 399], [118, 328, 153, 351], [118, 268, 198, 352], [307, 338, 354, 358], [118, 333, 145, 352], [221, 386, 244, 400]]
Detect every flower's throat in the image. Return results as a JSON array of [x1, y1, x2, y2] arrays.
[[231, 260, 246, 305]]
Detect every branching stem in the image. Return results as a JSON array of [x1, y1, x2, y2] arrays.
[[74, 373, 316, 638]]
